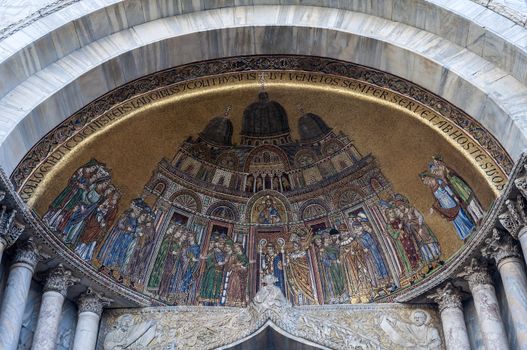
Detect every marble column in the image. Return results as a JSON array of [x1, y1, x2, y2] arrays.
[[72, 288, 112, 350], [0, 204, 25, 263], [428, 282, 470, 350], [31, 264, 79, 350], [458, 258, 510, 350], [0, 239, 39, 350], [483, 229, 527, 349]]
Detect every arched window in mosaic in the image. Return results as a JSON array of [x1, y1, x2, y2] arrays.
[[210, 206, 237, 221], [301, 203, 328, 220], [338, 189, 361, 208], [171, 191, 201, 212]]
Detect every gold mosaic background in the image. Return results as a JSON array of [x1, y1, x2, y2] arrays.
[[30, 81, 497, 259]]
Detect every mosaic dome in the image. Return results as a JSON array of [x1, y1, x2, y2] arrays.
[[241, 92, 290, 138], [199, 115, 234, 146], [298, 112, 332, 143]]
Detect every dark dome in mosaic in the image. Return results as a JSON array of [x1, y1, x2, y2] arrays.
[[199, 115, 233, 146], [241, 92, 290, 137], [298, 112, 332, 142]]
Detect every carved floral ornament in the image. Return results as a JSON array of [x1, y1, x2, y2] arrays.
[[99, 275, 442, 350]]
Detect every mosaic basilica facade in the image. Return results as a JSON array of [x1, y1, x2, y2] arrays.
[[0, 1, 527, 350]]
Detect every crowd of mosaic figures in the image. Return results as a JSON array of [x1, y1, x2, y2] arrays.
[[41, 91, 484, 306], [41, 156, 483, 306]]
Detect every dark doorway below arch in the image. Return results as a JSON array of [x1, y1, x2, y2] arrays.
[[225, 326, 325, 350]]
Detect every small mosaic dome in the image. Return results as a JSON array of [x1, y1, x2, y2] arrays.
[[241, 92, 290, 137], [200, 115, 234, 146], [298, 112, 332, 142]]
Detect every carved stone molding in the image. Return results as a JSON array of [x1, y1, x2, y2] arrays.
[[457, 258, 493, 289], [427, 282, 463, 312], [482, 228, 522, 267], [43, 263, 79, 296], [77, 288, 112, 316]]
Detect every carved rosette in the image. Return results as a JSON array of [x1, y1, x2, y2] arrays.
[[498, 196, 527, 239], [0, 204, 24, 248], [428, 282, 463, 312], [482, 228, 521, 267], [44, 264, 80, 296], [457, 258, 492, 290], [78, 288, 112, 316], [13, 238, 40, 269]]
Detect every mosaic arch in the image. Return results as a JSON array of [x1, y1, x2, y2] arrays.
[[23, 62, 507, 306]]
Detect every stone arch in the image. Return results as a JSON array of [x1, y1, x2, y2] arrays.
[[206, 200, 240, 222], [1, 4, 525, 178], [299, 199, 330, 221]]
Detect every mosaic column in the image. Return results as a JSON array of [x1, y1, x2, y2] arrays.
[[0, 200, 25, 263], [0, 239, 39, 350], [428, 282, 470, 350], [458, 258, 510, 350], [72, 288, 112, 350], [483, 229, 527, 349], [31, 264, 79, 350]]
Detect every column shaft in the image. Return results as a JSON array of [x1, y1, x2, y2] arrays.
[[440, 307, 471, 350], [31, 291, 65, 350], [0, 262, 34, 350], [72, 312, 100, 350], [518, 232, 527, 265], [471, 283, 510, 350], [498, 257, 527, 349]]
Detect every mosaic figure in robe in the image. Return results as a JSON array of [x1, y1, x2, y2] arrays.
[[199, 234, 230, 305], [158, 228, 188, 299], [339, 228, 375, 301], [175, 232, 202, 303], [420, 172, 474, 240], [43, 160, 104, 231], [384, 206, 421, 275], [429, 155, 484, 224], [316, 230, 347, 303], [225, 243, 249, 307], [147, 224, 181, 290], [257, 198, 282, 224], [260, 244, 286, 295], [74, 188, 120, 261], [350, 218, 389, 285], [127, 209, 157, 287], [395, 198, 441, 266], [97, 199, 148, 273], [285, 239, 317, 305]]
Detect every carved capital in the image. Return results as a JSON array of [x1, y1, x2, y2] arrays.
[[13, 238, 40, 269], [43, 264, 80, 296], [0, 205, 24, 248], [428, 282, 463, 312], [457, 258, 492, 289], [77, 288, 112, 316], [482, 228, 521, 266], [498, 196, 527, 239]]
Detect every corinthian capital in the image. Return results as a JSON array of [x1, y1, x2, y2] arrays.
[[77, 288, 112, 316], [43, 264, 80, 296], [482, 228, 521, 266], [0, 205, 24, 248], [13, 237, 40, 269], [498, 196, 527, 239], [515, 164, 527, 199], [457, 258, 492, 289], [428, 282, 463, 312]]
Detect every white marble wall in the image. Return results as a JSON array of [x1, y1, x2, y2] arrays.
[[0, 1, 525, 178]]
